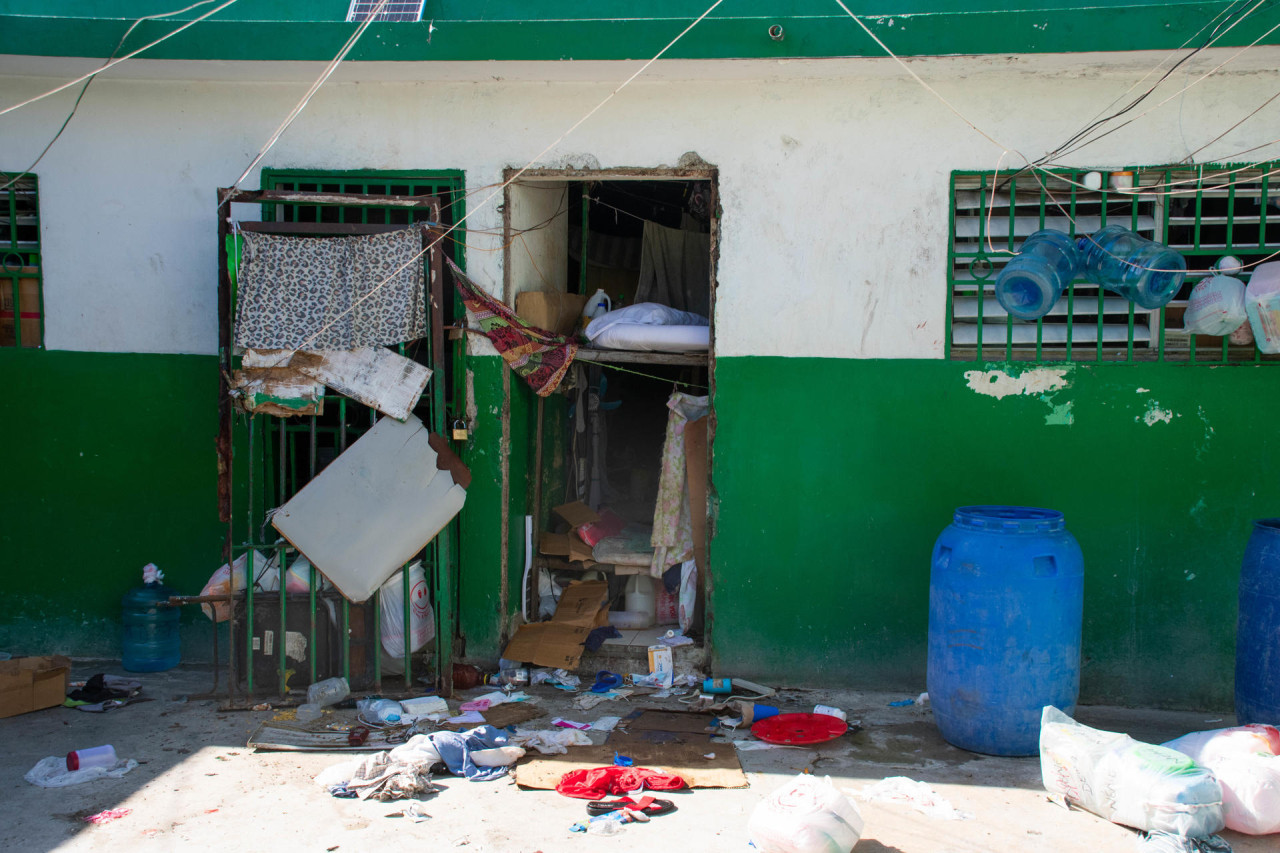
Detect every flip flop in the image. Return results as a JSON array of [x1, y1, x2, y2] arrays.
[[586, 796, 677, 817]]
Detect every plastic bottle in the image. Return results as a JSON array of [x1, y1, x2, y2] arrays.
[[994, 230, 1080, 320], [306, 676, 350, 708], [1076, 225, 1186, 309], [357, 697, 403, 723], [580, 288, 612, 330], [67, 744, 117, 771], [624, 575, 656, 628], [121, 563, 180, 673]]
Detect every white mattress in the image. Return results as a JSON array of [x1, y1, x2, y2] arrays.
[[590, 323, 710, 352]]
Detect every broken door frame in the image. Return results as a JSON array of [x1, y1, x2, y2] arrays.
[[216, 186, 457, 702], [498, 165, 720, 651]]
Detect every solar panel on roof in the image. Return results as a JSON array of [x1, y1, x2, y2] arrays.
[[346, 0, 424, 23]]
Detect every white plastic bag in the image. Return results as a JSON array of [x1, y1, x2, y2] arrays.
[[748, 774, 864, 853], [1039, 706, 1223, 837], [199, 551, 317, 620], [25, 756, 138, 788], [379, 561, 435, 659], [1184, 275, 1247, 336], [1163, 725, 1280, 835]]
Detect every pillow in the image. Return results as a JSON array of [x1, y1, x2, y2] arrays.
[[585, 302, 708, 341]]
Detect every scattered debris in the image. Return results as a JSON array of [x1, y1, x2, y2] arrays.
[[82, 808, 132, 825], [25, 755, 139, 788], [749, 774, 864, 853], [854, 777, 972, 820]]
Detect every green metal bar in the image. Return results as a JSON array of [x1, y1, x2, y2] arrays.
[[579, 185, 589, 296], [245, 416, 256, 695], [1067, 177, 1078, 361], [976, 174, 987, 358], [1260, 171, 1271, 250], [1096, 180, 1106, 361], [945, 173, 956, 358]]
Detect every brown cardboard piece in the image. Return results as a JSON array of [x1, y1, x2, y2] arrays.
[[514, 291, 587, 336], [0, 655, 70, 719], [552, 501, 600, 529], [501, 580, 609, 668], [513, 742, 748, 790], [539, 531, 595, 564]]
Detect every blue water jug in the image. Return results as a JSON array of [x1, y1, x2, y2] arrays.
[[122, 563, 180, 672], [1236, 519, 1280, 724], [1076, 225, 1186, 309], [995, 230, 1080, 320], [928, 506, 1084, 756]]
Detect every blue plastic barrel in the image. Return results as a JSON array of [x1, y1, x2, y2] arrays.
[[927, 506, 1084, 756], [122, 581, 180, 672], [1236, 519, 1280, 724]]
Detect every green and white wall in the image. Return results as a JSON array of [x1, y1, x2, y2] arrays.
[[2, 47, 1277, 707]]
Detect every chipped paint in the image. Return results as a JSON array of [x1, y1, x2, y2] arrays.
[[1135, 387, 1150, 393], [964, 366, 1072, 400], [1137, 399, 1177, 426], [1044, 401, 1074, 425]]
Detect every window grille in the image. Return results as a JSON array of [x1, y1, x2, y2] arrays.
[[0, 174, 41, 348], [947, 165, 1280, 364]]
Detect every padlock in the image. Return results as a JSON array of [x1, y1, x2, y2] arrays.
[[451, 418, 469, 441]]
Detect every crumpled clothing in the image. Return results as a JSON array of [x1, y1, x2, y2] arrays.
[[511, 728, 594, 755], [427, 725, 511, 781], [342, 751, 440, 802], [556, 766, 687, 799], [66, 673, 144, 711], [1138, 833, 1232, 853]]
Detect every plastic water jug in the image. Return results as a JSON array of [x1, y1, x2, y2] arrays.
[[624, 574, 656, 628], [1076, 225, 1186, 309], [1244, 261, 1280, 353], [581, 288, 612, 329], [995, 230, 1080, 320], [121, 563, 180, 672]]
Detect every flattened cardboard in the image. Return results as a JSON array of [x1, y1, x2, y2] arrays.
[[513, 742, 748, 790], [539, 532, 571, 556], [481, 702, 546, 729], [628, 709, 717, 734], [553, 501, 600, 529], [501, 580, 608, 669], [0, 655, 71, 719]]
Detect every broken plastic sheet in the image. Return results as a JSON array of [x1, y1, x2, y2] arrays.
[[25, 756, 139, 787], [271, 414, 468, 603]]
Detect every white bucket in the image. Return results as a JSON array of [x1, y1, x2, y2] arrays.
[[624, 575, 656, 627]]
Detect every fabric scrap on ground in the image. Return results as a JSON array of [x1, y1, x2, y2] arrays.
[[853, 776, 973, 820], [555, 766, 687, 799], [83, 808, 132, 825], [25, 757, 139, 788]]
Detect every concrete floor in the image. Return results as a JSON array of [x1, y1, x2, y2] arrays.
[[2, 663, 1270, 853]]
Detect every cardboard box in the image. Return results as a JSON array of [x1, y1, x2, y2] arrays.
[[515, 291, 587, 336], [502, 580, 609, 669], [0, 655, 70, 718]]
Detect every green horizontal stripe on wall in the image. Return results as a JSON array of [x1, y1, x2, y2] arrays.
[[708, 356, 1277, 710], [3, 2, 1277, 62]]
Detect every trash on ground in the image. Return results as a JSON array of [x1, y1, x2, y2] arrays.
[[889, 698, 915, 707], [1039, 706, 1224, 836], [590, 715, 621, 732], [748, 773, 864, 853], [813, 704, 847, 722], [307, 676, 350, 708], [516, 741, 747, 790], [553, 717, 592, 730], [510, 727, 593, 755], [853, 776, 973, 820], [0, 654, 71, 718], [25, 755, 139, 788], [1138, 831, 1234, 852], [659, 629, 694, 647], [83, 808, 132, 825], [1162, 724, 1280, 835], [66, 744, 117, 771]]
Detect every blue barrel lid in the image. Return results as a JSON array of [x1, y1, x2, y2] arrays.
[[1254, 519, 1280, 531], [953, 505, 1065, 533]]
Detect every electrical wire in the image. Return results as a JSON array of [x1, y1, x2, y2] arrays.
[[233, 0, 727, 371], [0, 0, 237, 191], [0, 0, 240, 118], [223, 0, 392, 200], [1182, 88, 1280, 162]]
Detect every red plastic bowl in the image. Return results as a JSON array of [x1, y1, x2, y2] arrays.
[[751, 712, 848, 745]]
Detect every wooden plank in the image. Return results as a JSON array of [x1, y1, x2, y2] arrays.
[[220, 188, 441, 209], [235, 222, 415, 235], [575, 348, 708, 366], [243, 348, 432, 423]]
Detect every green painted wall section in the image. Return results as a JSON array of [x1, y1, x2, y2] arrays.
[[0, 349, 223, 660], [709, 357, 1277, 710], [3, 2, 1276, 62]]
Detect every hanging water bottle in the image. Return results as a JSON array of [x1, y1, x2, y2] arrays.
[[121, 563, 180, 672], [994, 230, 1080, 320], [1076, 225, 1186, 309]]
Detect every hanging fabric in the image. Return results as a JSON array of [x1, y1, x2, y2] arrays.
[[649, 392, 709, 578], [448, 257, 578, 398], [233, 227, 426, 350], [636, 221, 711, 317]]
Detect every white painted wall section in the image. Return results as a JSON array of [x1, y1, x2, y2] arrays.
[[2, 48, 1278, 357]]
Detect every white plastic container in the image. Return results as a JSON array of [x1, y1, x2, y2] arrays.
[[1184, 275, 1247, 336], [66, 745, 117, 771], [306, 676, 349, 708], [1244, 261, 1280, 353], [580, 288, 612, 330], [295, 703, 322, 722], [624, 574, 656, 628]]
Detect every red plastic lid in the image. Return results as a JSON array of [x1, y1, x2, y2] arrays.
[[751, 713, 848, 745]]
